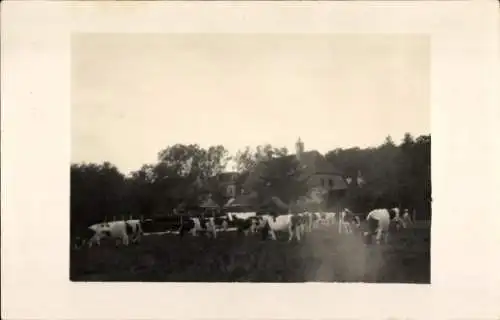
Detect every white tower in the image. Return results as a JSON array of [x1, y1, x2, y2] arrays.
[[295, 137, 304, 160]]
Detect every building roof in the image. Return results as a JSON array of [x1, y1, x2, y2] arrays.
[[298, 151, 343, 176], [216, 171, 239, 183], [200, 198, 220, 209], [223, 191, 258, 208], [327, 175, 349, 191], [243, 150, 346, 191]]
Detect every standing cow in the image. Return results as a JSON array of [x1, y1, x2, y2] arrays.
[[226, 212, 260, 236], [178, 217, 217, 238], [259, 213, 303, 242], [87, 219, 143, 247]]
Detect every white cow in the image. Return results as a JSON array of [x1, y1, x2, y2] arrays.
[[88, 219, 143, 247], [364, 208, 400, 244], [259, 213, 303, 242]]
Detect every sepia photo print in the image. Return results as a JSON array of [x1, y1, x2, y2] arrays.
[[70, 34, 431, 283]]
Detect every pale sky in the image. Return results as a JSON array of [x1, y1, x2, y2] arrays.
[[72, 34, 430, 175]]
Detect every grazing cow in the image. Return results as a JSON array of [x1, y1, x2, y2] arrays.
[[178, 217, 217, 238], [401, 209, 413, 228], [388, 207, 408, 232], [259, 213, 302, 242], [226, 212, 260, 236], [363, 208, 400, 244], [87, 219, 143, 247]]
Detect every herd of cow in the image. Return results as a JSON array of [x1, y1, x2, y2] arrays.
[[74, 207, 415, 250]]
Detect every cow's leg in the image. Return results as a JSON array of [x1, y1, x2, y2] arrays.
[[87, 237, 94, 248], [119, 234, 128, 246], [88, 234, 100, 248], [375, 228, 383, 244], [244, 229, 250, 237], [212, 226, 217, 239], [295, 225, 301, 241], [222, 220, 228, 231], [269, 229, 277, 240], [191, 227, 197, 237], [135, 232, 142, 243], [288, 226, 294, 242]]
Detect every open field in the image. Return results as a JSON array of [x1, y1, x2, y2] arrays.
[[70, 223, 430, 283]]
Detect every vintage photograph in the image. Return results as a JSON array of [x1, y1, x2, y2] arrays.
[[70, 34, 431, 283]]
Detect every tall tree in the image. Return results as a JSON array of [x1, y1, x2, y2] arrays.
[[70, 162, 127, 233], [324, 133, 431, 216], [157, 144, 229, 179], [155, 144, 230, 207], [249, 155, 307, 206], [233, 144, 288, 173]]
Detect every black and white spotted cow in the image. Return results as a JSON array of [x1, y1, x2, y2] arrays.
[[87, 219, 143, 247], [226, 212, 260, 236], [178, 217, 217, 238], [363, 207, 403, 244]]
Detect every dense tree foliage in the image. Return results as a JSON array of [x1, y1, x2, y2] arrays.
[[325, 134, 431, 217], [248, 155, 308, 206], [71, 133, 431, 232]]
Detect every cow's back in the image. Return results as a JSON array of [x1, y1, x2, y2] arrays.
[[267, 214, 292, 231], [367, 209, 389, 221]]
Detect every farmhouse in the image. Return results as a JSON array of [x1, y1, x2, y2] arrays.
[[230, 138, 348, 210]]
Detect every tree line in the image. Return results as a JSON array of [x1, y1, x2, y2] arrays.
[[71, 133, 431, 234]]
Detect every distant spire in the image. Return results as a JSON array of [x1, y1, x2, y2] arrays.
[[295, 137, 304, 160]]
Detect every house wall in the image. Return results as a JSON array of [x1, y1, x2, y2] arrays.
[[308, 173, 344, 191]]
